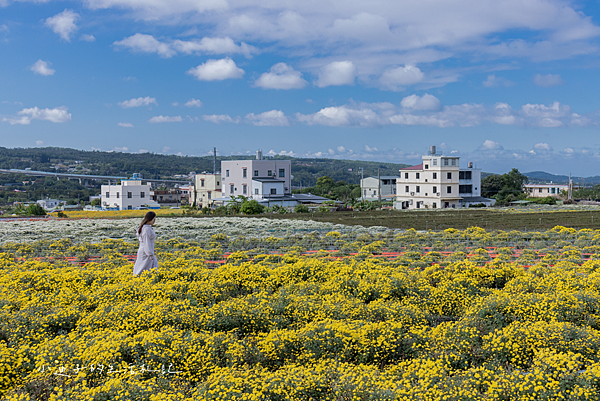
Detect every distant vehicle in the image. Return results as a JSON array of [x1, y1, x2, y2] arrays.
[[170, 207, 180, 209], [136, 206, 149, 210]]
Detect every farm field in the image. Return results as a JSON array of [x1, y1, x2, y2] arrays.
[[2, 219, 600, 399]]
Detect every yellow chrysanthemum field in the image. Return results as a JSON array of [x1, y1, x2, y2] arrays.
[[2, 217, 600, 400]]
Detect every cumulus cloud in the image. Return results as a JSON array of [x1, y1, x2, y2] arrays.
[[148, 115, 183, 123], [245, 110, 290, 126], [534, 142, 552, 151], [113, 146, 129, 152], [118, 122, 134, 127], [479, 140, 503, 150], [315, 61, 357, 87], [45, 9, 79, 42], [2, 106, 71, 125], [30, 60, 55, 76], [400, 94, 442, 111], [533, 73, 566, 87], [36, 140, 44, 146], [113, 33, 254, 58], [118, 96, 157, 108], [184, 98, 203, 108], [483, 74, 514, 87], [113, 33, 176, 58], [267, 149, 297, 157], [80, 34, 96, 42], [380, 65, 424, 91], [203, 114, 240, 124], [254, 63, 307, 90], [187, 58, 244, 81]]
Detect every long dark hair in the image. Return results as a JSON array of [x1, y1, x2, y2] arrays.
[[138, 211, 156, 234]]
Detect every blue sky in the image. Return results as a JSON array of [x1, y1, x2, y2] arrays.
[[2, 0, 600, 175]]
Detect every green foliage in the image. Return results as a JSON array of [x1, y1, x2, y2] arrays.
[[240, 199, 266, 215], [294, 204, 309, 213], [482, 168, 528, 205], [26, 203, 46, 216], [90, 198, 101, 207], [526, 196, 557, 205], [295, 175, 359, 202]]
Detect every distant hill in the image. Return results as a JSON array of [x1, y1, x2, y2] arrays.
[[524, 171, 600, 185], [0, 147, 410, 187]]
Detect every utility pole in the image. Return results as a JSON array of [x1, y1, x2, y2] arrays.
[[568, 172, 573, 200], [359, 167, 364, 202], [213, 147, 217, 174], [378, 168, 381, 204]]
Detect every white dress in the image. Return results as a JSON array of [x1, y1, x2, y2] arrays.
[[132, 225, 158, 276]]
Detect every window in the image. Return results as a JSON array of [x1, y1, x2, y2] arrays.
[[374, 190, 377, 196], [447, 186, 452, 194], [217, 181, 220, 186], [443, 159, 449, 166], [201, 179, 205, 187], [208, 192, 211, 199], [551, 188, 556, 194], [433, 186, 437, 194], [254, 170, 259, 177], [230, 184, 234, 194], [226, 170, 229, 177], [141, 192, 145, 198], [433, 159, 437, 166], [451, 159, 457, 166], [433, 172, 437, 179], [364, 190, 367, 196], [270, 188, 277, 195], [255, 188, 259, 195], [242, 184, 247, 194], [416, 186, 420, 193], [106, 192, 110, 198], [447, 172, 452, 180], [116, 192, 119, 198], [268, 170, 272, 176], [425, 164, 429, 169], [279, 169, 285, 177], [416, 173, 420, 179], [128, 205, 132, 210], [242, 168, 247, 178], [127, 192, 132, 199], [416, 202, 420, 209], [405, 186, 409, 193], [459, 171, 472, 180], [459, 185, 472, 194], [159, 196, 163, 200], [539, 188, 542, 193], [433, 202, 437, 209], [405, 173, 408, 179]]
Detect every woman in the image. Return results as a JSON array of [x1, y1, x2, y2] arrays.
[[132, 211, 158, 276]]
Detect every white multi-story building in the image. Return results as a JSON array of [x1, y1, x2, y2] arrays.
[[395, 152, 461, 210], [101, 179, 152, 210], [361, 176, 399, 201], [458, 163, 495, 207], [190, 173, 222, 207], [37, 198, 60, 210], [221, 151, 291, 199]]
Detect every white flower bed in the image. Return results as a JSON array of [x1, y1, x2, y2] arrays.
[[0, 217, 389, 244]]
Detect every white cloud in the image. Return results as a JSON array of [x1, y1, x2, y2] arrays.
[[118, 96, 157, 108], [113, 146, 129, 152], [187, 58, 244, 81], [45, 9, 79, 42], [113, 33, 176, 58], [36, 140, 44, 146], [30, 60, 55, 76], [483, 74, 514, 88], [364, 145, 378, 152], [380, 65, 424, 91], [245, 110, 290, 126], [533, 142, 552, 151], [184, 98, 203, 108], [267, 149, 297, 157], [564, 147, 574, 154], [315, 61, 356, 87], [203, 114, 240, 124], [80, 34, 96, 42], [520, 101, 570, 127], [254, 63, 307, 90], [297, 104, 389, 127], [172, 37, 256, 57], [118, 122, 134, 127], [148, 115, 183, 123], [336, 145, 346, 153], [2, 106, 71, 125], [400, 94, 442, 111], [533, 73, 565, 88], [479, 140, 503, 150]]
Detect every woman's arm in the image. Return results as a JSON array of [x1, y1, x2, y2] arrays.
[[142, 226, 156, 258]]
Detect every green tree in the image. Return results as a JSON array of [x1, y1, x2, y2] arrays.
[[91, 198, 101, 207], [26, 203, 46, 216], [240, 199, 265, 214], [482, 174, 504, 198]]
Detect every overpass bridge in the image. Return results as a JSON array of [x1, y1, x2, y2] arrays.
[[0, 169, 191, 186]]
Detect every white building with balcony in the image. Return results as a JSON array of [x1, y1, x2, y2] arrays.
[[458, 164, 495, 207], [221, 151, 291, 199], [360, 176, 399, 201], [101, 179, 152, 210]]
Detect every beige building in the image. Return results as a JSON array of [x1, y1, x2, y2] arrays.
[[190, 173, 222, 207], [221, 154, 291, 198], [524, 183, 570, 198], [395, 153, 461, 210]]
